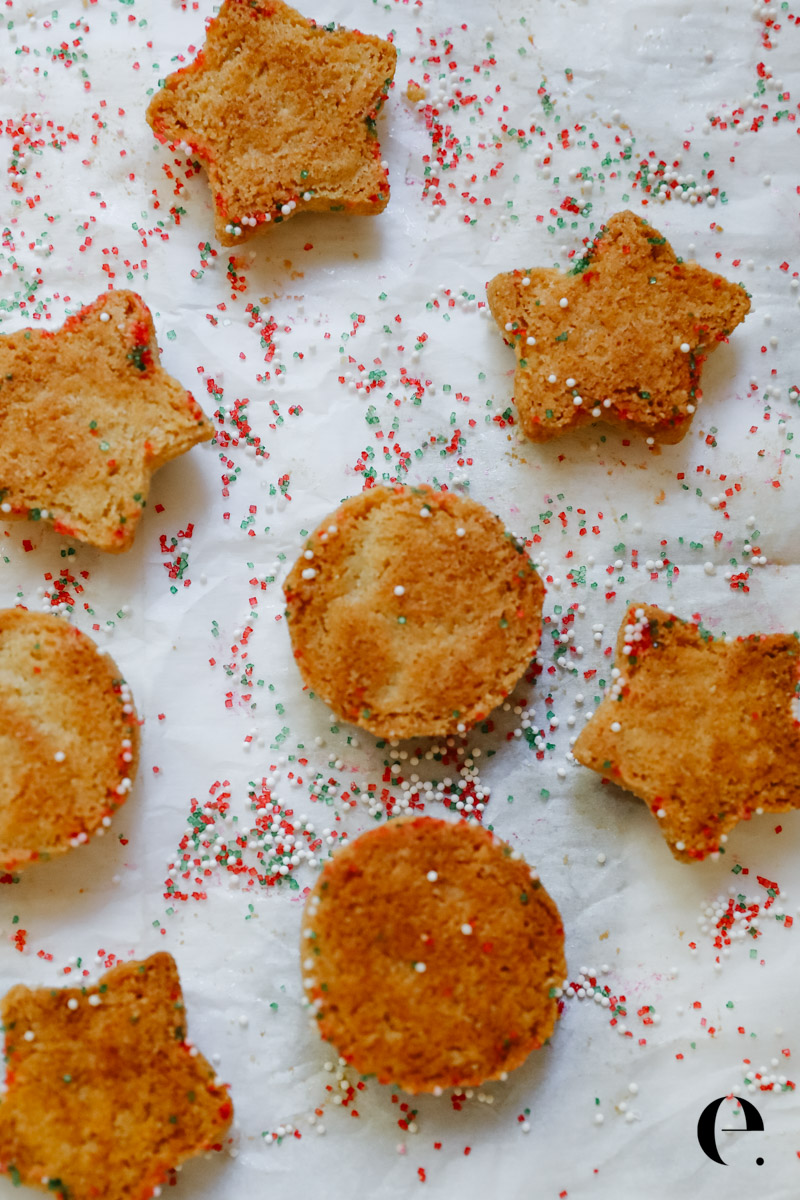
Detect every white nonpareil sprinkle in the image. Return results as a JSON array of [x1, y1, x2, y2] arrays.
[[426, 870, 438, 882], [461, 923, 473, 935], [414, 962, 427, 973], [394, 585, 405, 596], [99, 311, 111, 323], [680, 342, 691, 353], [301, 568, 316, 580]]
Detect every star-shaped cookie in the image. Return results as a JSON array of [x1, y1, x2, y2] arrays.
[[0, 953, 233, 1200], [487, 210, 750, 444], [0, 290, 212, 553], [573, 604, 800, 862], [147, 0, 397, 246]]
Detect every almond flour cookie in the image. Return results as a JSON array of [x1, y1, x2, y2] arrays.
[[487, 210, 750, 444], [301, 816, 565, 1093], [283, 485, 545, 739], [0, 954, 233, 1200], [147, 0, 397, 247], [0, 609, 139, 873], [0, 290, 212, 553], [573, 603, 800, 862]]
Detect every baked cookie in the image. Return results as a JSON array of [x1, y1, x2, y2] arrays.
[[573, 604, 800, 862], [301, 816, 565, 1093], [486, 210, 750, 444], [0, 609, 139, 873], [0, 953, 233, 1200], [147, 0, 397, 247], [283, 484, 545, 739], [0, 289, 212, 553]]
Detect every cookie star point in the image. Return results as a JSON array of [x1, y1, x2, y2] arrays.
[[0, 289, 212, 553], [147, 0, 397, 246], [573, 603, 800, 862], [0, 953, 233, 1200], [487, 210, 750, 444]]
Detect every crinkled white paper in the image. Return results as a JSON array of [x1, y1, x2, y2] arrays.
[[1, 0, 799, 1197]]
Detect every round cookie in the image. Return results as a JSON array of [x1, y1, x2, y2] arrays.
[[0, 609, 139, 872], [283, 485, 545, 738], [301, 816, 566, 1093]]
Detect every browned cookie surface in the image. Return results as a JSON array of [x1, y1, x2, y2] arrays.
[[487, 210, 750, 444], [283, 485, 545, 738], [0, 609, 139, 873], [0, 953, 233, 1200], [573, 603, 800, 862], [302, 816, 566, 1093], [0, 289, 212, 553], [147, 0, 397, 246]]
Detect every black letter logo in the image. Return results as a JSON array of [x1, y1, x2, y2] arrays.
[[697, 1096, 764, 1165]]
